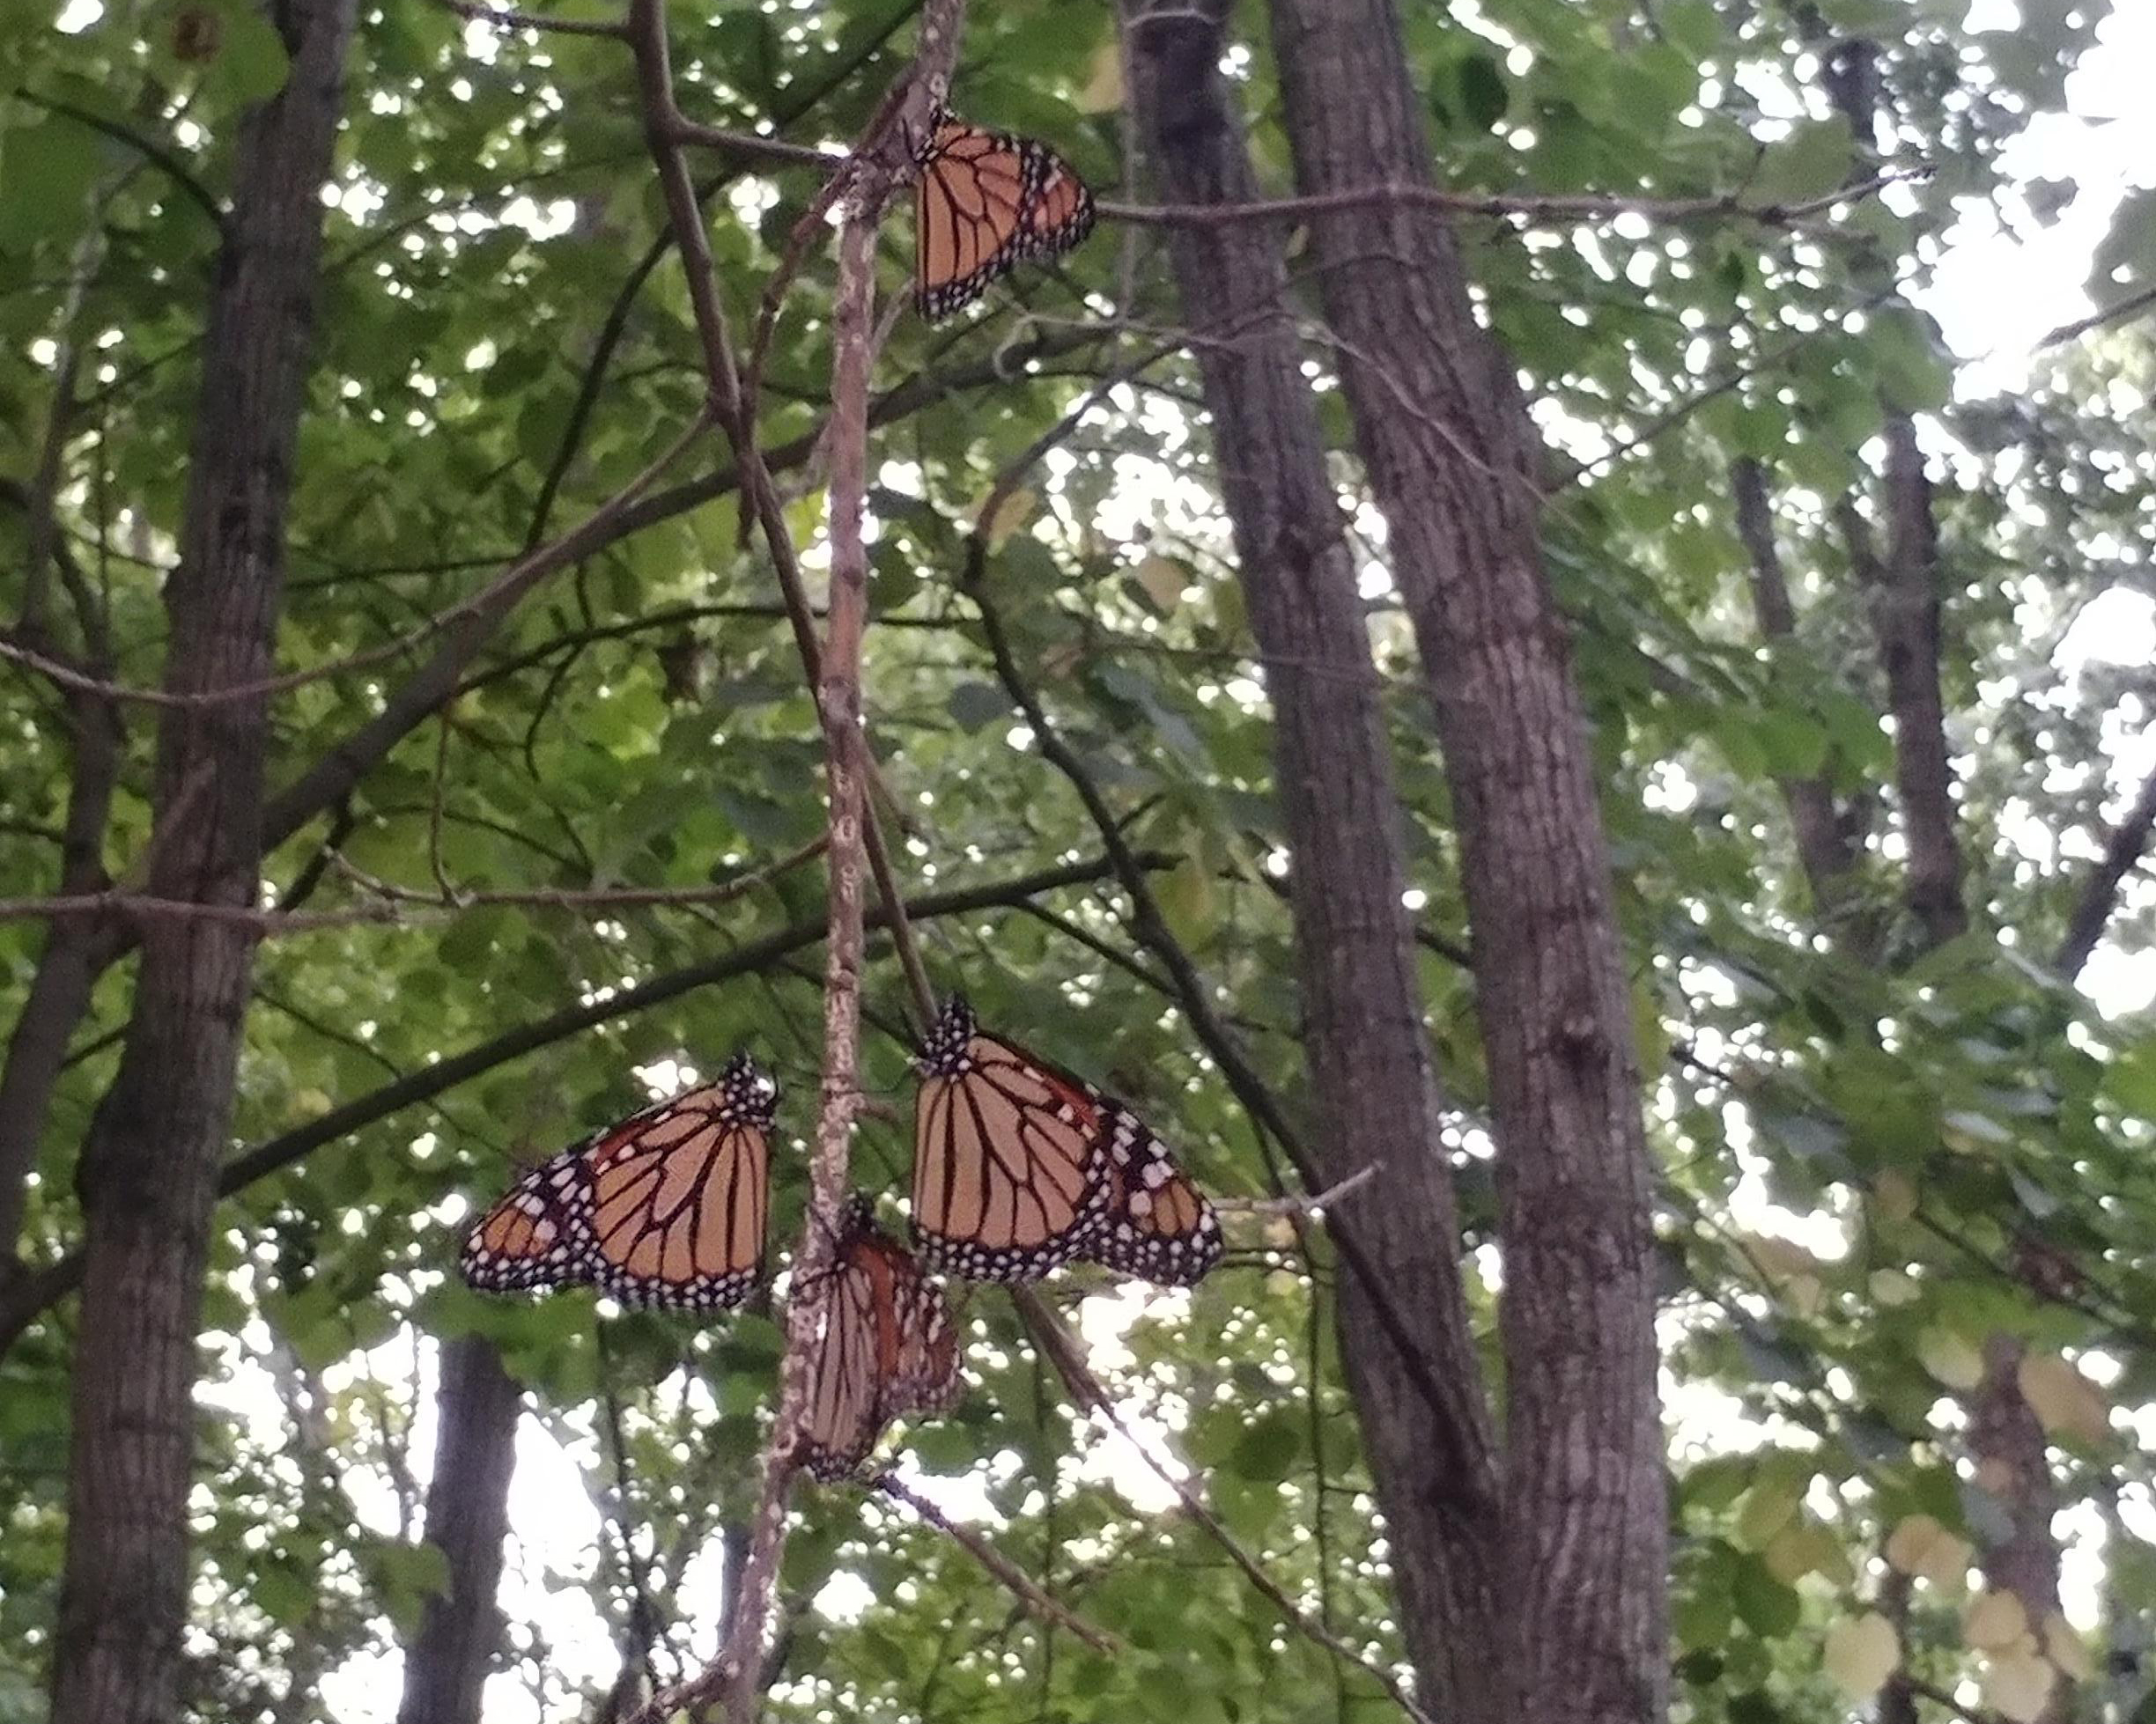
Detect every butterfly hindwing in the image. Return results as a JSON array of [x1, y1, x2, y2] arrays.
[[1077, 1102, 1225, 1288], [461, 1054, 774, 1312]]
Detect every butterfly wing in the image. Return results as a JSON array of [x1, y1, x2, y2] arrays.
[[911, 995, 1111, 1281], [800, 1248, 885, 1482], [873, 1235, 964, 1422], [461, 1150, 600, 1292], [800, 1199, 963, 1482], [1078, 1102, 1224, 1287], [914, 112, 1094, 320], [462, 1055, 773, 1312], [1018, 153, 1096, 259]]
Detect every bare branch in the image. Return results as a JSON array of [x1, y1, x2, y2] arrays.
[[656, 116, 1923, 236], [961, 548, 1495, 1505], [430, 0, 629, 35], [1096, 165, 1923, 232], [1212, 1165, 1381, 1216], [2055, 756, 2156, 983], [873, 1473, 1121, 1656], [1869, 413, 1968, 947], [0, 841, 827, 932], [12, 88, 226, 232], [2039, 281, 2156, 349], [709, 195, 888, 1724], [0, 409, 712, 710]]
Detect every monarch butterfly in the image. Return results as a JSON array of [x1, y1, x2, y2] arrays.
[[911, 993, 1113, 1281], [799, 1194, 964, 1481], [913, 107, 1096, 320], [1078, 1102, 1224, 1287], [461, 1053, 774, 1311]]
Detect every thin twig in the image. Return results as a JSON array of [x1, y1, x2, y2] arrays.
[[432, 0, 629, 37], [716, 195, 887, 1724], [2055, 754, 2156, 983], [962, 543, 1499, 1515], [1211, 1164, 1382, 1216], [12, 88, 226, 232], [624, 0, 937, 1037], [1015, 1290, 1436, 1724], [0, 408, 714, 708], [1901, 1675, 2008, 1724], [657, 117, 1921, 234], [2039, 280, 2156, 348], [873, 1472, 1122, 1655], [1095, 166, 1919, 232], [0, 840, 827, 933]]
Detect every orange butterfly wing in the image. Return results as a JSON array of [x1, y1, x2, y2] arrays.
[[1077, 1102, 1223, 1288], [911, 995, 1111, 1280], [461, 1054, 773, 1311], [914, 110, 1096, 320]]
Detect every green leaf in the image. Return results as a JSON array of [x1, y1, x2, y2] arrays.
[[1155, 854, 1217, 949], [203, 0, 294, 105], [1750, 117, 1854, 205], [1731, 1555, 1802, 1638], [946, 681, 1011, 733], [0, 118, 104, 250], [2103, 1038, 2156, 1115], [254, 1561, 317, 1629], [373, 1539, 453, 1634], [1229, 1410, 1303, 1482], [1660, 0, 1721, 60]]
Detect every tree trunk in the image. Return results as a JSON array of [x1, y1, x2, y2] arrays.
[[1804, 25, 2070, 1713], [1118, 6, 1503, 1714], [1868, 415, 1967, 949], [1730, 456, 1879, 959], [48, 2, 356, 1718], [396, 1336, 521, 1724], [0, 688, 119, 1262], [1261, 0, 1668, 1718], [1969, 1331, 2070, 1724]]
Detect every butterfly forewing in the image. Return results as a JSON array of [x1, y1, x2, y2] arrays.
[[914, 108, 1096, 320], [800, 1197, 964, 1482], [911, 995, 1111, 1281]]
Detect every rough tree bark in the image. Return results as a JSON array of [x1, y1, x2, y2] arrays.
[[1262, 0, 1668, 1717], [48, 2, 357, 1719], [1119, 5, 1503, 1714], [396, 1336, 521, 1724]]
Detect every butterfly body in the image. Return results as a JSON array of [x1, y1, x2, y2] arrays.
[[913, 109, 1096, 320], [461, 1054, 775, 1312]]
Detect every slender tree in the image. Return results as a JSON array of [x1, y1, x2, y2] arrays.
[[395, 1336, 521, 1724], [1262, 0, 1670, 1716], [1120, 2, 1502, 1713], [49, 2, 357, 1716]]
